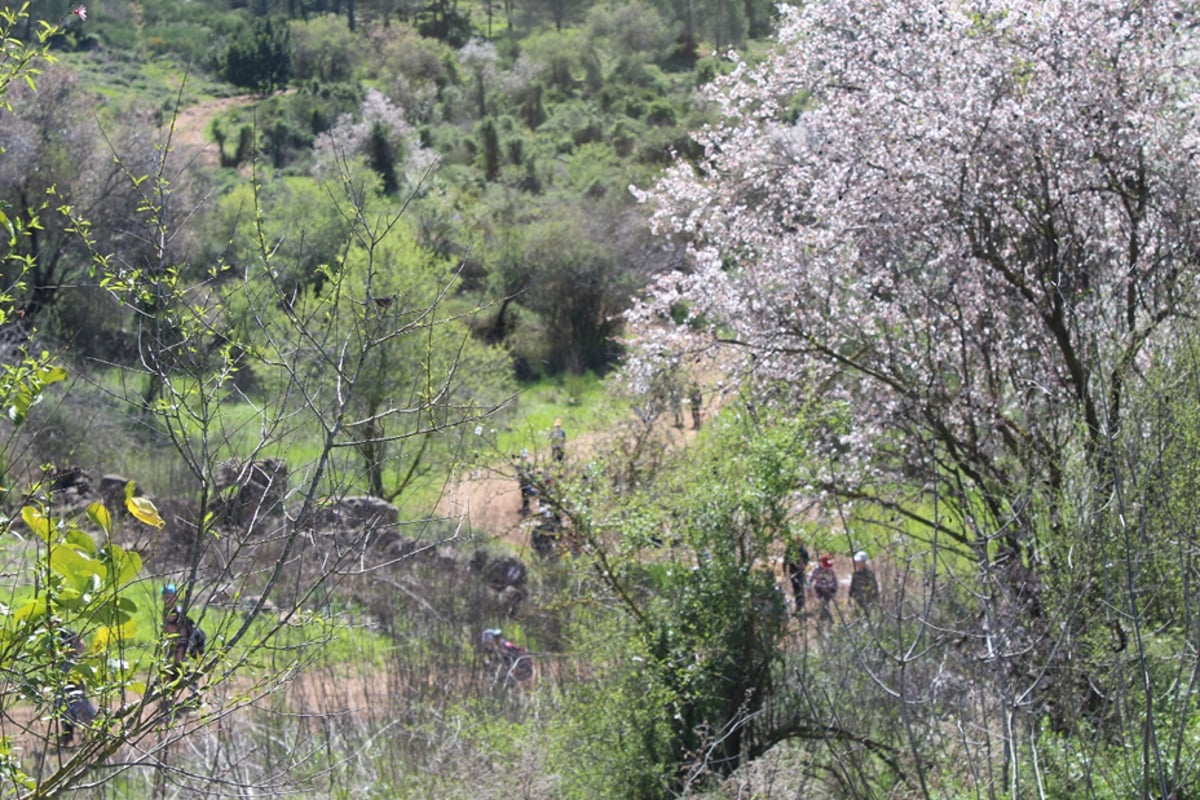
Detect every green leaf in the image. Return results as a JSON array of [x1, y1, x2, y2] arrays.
[[101, 544, 142, 586], [91, 596, 137, 626], [65, 527, 98, 555], [12, 596, 48, 625], [86, 501, 111, 536], [50, 543, 106, 591]]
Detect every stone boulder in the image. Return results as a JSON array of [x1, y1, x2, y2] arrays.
[[214, 458, 288, 527]]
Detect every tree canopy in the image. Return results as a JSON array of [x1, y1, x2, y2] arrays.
[[633, 0, 1200, 550]]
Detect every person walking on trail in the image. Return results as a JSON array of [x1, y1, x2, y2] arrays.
[[784, 535, 811, 617], [688, 383, 703, 429], [809, 554, 838, 629], [55, 628, 96, 748], [481, 628, 533, 683], [532, 506, 562, 557], [849, 550, 880, 614], [516, 450, 537, 516], [670, 384, 684, 428], [161, 583, 206, 713], [550, 418, 567, 463]]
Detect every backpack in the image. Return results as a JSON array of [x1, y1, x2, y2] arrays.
[[812, 567, 837, 600], [172, 611, 206, 658], [186, 623, 207, 658], [501, 642, 533, 682]]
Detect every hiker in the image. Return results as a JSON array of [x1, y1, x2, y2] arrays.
[[516, 450, 537, 516], [55, 629, 96, 747], [784, 534, 811, 616], [531, 506, 561, 557], [549, 418, 567, 463], [849, 550, 880, 613], [809, 554, 838, 629], [688, 383, 703, 429], [670, 385, 684, 428], [161, 583, 206, 712], [481, 628, 533, 683]]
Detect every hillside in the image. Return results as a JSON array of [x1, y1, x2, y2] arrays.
[[5, 1, 1200, 799]]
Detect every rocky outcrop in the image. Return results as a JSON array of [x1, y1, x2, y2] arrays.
[[214, 458, 288, 528]]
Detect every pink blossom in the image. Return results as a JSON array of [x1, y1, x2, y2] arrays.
[[71, 5, 86, 21]]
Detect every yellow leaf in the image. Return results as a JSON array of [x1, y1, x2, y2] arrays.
[[126, 495, 165, 529], [20, 506, 53, 542], [92, 621, 138, 652]]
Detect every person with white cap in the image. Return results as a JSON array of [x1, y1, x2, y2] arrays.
[[848, 550, 880, 613]]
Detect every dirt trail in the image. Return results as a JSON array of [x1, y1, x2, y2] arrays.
[[438, 403, 713, 554], [166, 92, 284, 169], [436, 390, 871, 622]]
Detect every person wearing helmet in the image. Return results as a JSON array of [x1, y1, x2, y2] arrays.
[[849, 550, 880, 613], [549, 418, 567, 463], [161, 583, 206, 716]]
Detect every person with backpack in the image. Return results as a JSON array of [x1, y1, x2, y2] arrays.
[[480, 628, 533, 683], [531, 506, 561, 557], [849, 550, 880, 614], [809, 554, 838, 631], [516, 450, 537, 516], [784, 534, 811, 617], [55, 628, 96, 747], [549, 418, 567, 463], [161, 583, 206, 713]]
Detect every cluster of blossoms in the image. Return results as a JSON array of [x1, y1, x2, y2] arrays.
[[313, 89, 436, 185], [630, 0, 1200, 521]]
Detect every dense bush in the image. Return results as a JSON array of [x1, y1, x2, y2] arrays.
[[222, 15, 291, 92]]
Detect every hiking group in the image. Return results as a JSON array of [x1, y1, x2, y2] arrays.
[[48, 583, 209, 747], [514, 418, 573, 556], [785, 538, 879, 635]]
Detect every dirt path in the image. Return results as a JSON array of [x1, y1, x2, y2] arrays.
[[437, 389, 874, 620], [165, 93, 270, 169], [438, 404, 714, 554]]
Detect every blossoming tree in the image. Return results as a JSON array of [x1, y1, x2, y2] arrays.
[[633, 0, 1200, 556]]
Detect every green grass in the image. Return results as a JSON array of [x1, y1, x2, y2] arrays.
[[76, 365, 632, 518], [60, 49, 233, 116], [490, 372, 629, 459]]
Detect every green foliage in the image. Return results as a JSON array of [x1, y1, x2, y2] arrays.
[[415, 0, 473, 47], [232, 190, 513, 499], [548, 404, 801, 796], [288, 14, 360, 84], [222, 15, 291, 93], [0, 354, 65, 426], [552, 615, 677, 799], [206, 175, 359, 295], [142, 20, 226, 68]]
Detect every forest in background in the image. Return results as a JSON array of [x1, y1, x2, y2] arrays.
[[3, 0, 1200, 799]]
